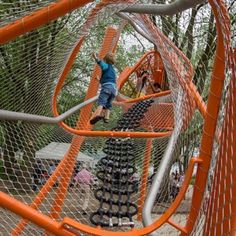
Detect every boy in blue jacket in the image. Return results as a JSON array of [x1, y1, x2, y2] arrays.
[[90, 52, 117, 125]]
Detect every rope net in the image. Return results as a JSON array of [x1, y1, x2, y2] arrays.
[[0, 0, 235, 235]]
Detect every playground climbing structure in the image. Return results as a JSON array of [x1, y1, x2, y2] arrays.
[[0, 0, 235, 235]]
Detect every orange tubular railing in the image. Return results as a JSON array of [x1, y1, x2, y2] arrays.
[[52, 45, 173, 138], [0, 0, 92, 45], [0, 0, 223, 235], [0, 158, 202, 236], [182, 0, 231, 235], [12, 25, 119, 236], [0, 192, 75, 236]]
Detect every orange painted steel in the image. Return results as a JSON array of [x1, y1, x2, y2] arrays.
[[52, 50, 174, 138], [167, 219, 188, 234], [0, 140, 201, 236], [55, 158, 202, 236], [52, 37, 85, 117], [182, 0, 231, 235], [50, 26, 119, 220], [204, 42, 236, 236], [0, 0, 92, 45], [0, 192, 75, 236], [153, 51, 164, 85], [137, 137, 153, 221], [188, 82, 207, 118], [115, 90, 171, 104], [51, 43, 172, 138], [57, 126, 172, 138], [12, 25, 120, 236]]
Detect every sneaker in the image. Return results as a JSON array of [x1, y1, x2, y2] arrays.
[[90, 116, 103, 125], [103, 117, 109, 123]]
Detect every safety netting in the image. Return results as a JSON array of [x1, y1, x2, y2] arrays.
[[0, 0, 235, 236]]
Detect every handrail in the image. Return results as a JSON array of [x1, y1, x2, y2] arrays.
[[115, 90, 171, 104], [0, 192, 74, 236], [0, 158, 203, 236], [0, 0, 92, 45], [59, 158, 202, 236], [0, 158, 202, 236], [0, 96, 98, 124]]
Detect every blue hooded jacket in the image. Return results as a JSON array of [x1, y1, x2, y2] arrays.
[[97, 60, 116, 85]]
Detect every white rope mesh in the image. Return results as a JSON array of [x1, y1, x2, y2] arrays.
[[0, 0, 235, 235]]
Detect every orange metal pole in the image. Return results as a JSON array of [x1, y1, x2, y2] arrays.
[[52, 37, 85, 115], [47, 137, 86, 221], [48, 27, 120, 221], [58, 125, 172, 138], [0, 0, 92, 45], [12, 26, 119, 236], [0, 192, 75, 236], [2, 158, 202, 236], [57, 158, 202, 236], [137, 137, 153, 221], [203, 48, 236, 235], [188, 82, 207, 118], [182, 0, 230, 235], [76, 27, 119, 130], [12, 156, 69, 235], [232, 48, 236, 236]]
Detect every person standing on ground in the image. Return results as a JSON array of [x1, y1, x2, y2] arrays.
[[73, 163, 94, 215], [90, 52, 117, 124]]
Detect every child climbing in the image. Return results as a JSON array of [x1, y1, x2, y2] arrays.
[[90, 52, 117, 125]]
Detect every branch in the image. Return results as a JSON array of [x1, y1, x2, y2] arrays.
[[120, 0, 206, 16], [116, 12, 155, 45]]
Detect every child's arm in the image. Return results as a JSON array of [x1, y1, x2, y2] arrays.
[[92, 52, 108, 71]]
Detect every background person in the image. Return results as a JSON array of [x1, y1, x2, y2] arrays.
[[73, 163, 94, 215]]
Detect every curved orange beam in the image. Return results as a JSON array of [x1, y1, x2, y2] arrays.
[[0, 0, 92, 45], [58, 158, 202, 236], [0, 192, 75, 236], [188, 82, 206, 118], [59, 123, 172, 138], [52, 37, 85, 116], [1, 158, 201, 236], [183, 0, 230, 234], [115, 90, 171, 104], [51, 39, 172, 138], [117, 50, 156, 89]]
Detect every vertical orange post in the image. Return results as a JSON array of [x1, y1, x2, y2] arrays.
[[181, 1, 230, 235], [12, 27, 119, 236], [47, 137, 86, 221], [137, 137, 153, 221], [47, 26, 119, 220], [203, 49, 236, 235], [232, 48, 236, 236]]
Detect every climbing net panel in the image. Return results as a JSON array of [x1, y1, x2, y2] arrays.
[[0, 0, 235, 236]]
